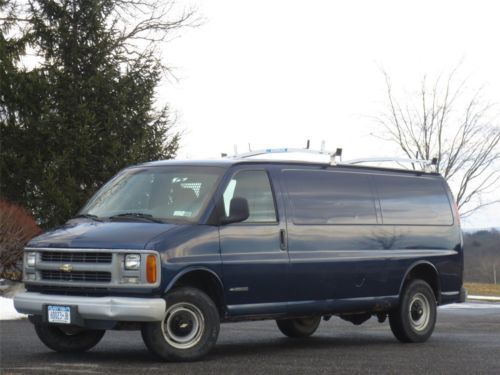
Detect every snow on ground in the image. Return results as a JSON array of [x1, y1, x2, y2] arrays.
[[0, 296, 26, 320], [468, 295, 500, 302], [440, 302, 500, 309]]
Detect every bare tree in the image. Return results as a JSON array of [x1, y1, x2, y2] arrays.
[[1, 0, 199, 68], [478, 252, 499, 284], [377, 69, 500, 217]]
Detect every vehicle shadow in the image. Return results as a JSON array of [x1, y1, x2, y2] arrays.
[[24, 334, 398, 365], [212, 335, 398, 359]]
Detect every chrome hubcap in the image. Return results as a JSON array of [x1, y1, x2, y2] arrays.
[[409, 293, 430, 331], [162, 303, 205, 349]]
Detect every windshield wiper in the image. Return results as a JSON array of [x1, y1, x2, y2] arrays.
[[72, 213, 103, 222], [108, 213, 163, 223]]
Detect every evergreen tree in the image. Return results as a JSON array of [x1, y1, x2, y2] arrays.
[[1, 0, 189, 227]]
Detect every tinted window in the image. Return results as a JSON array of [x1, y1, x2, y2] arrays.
[[283, 170, 377, 225], [223, 170, 277, 223], [374, 175, 453, 225]]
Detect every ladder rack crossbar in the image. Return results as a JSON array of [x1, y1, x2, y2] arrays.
[[233, 148, 332, 159], [344, 157, 433, 165]]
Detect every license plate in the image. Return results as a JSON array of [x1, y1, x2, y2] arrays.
[[47, 305, 71, 324]]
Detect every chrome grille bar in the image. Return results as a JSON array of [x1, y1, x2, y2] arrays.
[[41, 270, 112, 283], [41, 251, 112, 263]]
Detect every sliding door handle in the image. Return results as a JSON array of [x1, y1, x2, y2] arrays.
[[279, 229, 287, 251]]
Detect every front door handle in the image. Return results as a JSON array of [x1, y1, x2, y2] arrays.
[[279, 229, 287, 251]]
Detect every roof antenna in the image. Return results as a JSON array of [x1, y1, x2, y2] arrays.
[[306, 139, 310, 149], [233, 144, 238, 156], [331, 148, 342, 164], [336, 148, 343, 161], [248, 143, 252, 152], [427, 157, 439, 172], [320, 140, 325, 153], [221, 153, 228, 158]]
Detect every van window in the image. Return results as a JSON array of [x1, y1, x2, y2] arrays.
[[80, 166, 224, 223], [374, 175, 453, 225], [223, 170, 277, 223], [283, 170, 377, 225]]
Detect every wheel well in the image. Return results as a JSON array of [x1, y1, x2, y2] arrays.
[[169, 270, 225, 315], [402, 263, 440, 301]]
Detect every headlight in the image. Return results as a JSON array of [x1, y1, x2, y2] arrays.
[[124, 254, 141, 270], [26, 253, 36, 267]]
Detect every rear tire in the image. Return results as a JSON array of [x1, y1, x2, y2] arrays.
[[389, 279, 437, 343], [34, 323, 105, 353], [276, 316, 321, 338], [141, 287, 220, 362]]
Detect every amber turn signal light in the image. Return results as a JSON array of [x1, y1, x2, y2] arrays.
[[146, 255, 157, 283]]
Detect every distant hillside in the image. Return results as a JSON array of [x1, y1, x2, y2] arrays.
[[463, 227, 500, 233], [463, 229, 500, 283]]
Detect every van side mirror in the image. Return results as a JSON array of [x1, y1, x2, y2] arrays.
[[220, 197, 249, 225]]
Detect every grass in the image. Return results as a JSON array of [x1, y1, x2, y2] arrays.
[[464, 282, 500, 297]]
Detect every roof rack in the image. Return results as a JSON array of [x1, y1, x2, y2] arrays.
[[232, 146, 343, 164], [224, 143, 438, 173], [343, 157, 438, 172]]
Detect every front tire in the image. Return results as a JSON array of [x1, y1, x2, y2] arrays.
[[276, 316, 321, 338], [34, 323, 105, 353], [389, 279, 437, 343], [141, 287, 220, 362]]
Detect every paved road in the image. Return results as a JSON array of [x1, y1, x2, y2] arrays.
[[1, 304, 499, 374]]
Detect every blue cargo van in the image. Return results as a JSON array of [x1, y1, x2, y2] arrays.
[[15, 154, 465, 361]]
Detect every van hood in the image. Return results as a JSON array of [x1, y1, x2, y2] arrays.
[[28, 220, 178, 249]]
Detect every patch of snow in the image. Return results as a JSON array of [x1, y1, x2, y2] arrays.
[[0, 296, 27, 320], [468, 295, 500, 302], [440, 302, 500, 309]]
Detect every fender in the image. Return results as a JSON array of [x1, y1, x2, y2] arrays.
[[398, 260, 441, 299], [163, 266, 224, 295]]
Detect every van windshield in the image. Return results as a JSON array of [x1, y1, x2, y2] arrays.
[[79, 166, 224, 223]]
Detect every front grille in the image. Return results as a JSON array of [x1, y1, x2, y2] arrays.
[[25, 247, 159, 289], [41, 270, 112, 283], [27, 284, 109, 296], [41, 251, 112, 263]]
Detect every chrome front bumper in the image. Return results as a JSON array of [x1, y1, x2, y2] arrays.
[[14, 292, 166, 322]]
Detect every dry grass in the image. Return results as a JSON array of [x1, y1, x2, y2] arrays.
[[464, 282, 500, 296]]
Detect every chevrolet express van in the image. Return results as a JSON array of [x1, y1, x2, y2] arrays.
[[15, 155, 465, 361]]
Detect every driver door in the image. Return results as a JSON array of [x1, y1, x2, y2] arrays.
[[218, 167, 290, 317]]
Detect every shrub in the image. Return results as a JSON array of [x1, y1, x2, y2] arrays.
[[0, 200, 42, 281]]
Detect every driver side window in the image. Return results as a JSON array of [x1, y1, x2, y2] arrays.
[[222, 170, 277, 223]]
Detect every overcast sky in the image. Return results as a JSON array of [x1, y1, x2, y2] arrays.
[[160, 0, 500, 228]]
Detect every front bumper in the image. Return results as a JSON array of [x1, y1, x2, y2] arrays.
[[14, 292, 166, 322]]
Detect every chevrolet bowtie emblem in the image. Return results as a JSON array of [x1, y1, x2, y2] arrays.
[[60, 264, 73, 272]]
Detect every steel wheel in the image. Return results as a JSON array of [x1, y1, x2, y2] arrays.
[[389, 279, 437, 343], [162, 302, 205, 350], [141, 287, 220, 362], [408, 292, 431, 332]]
